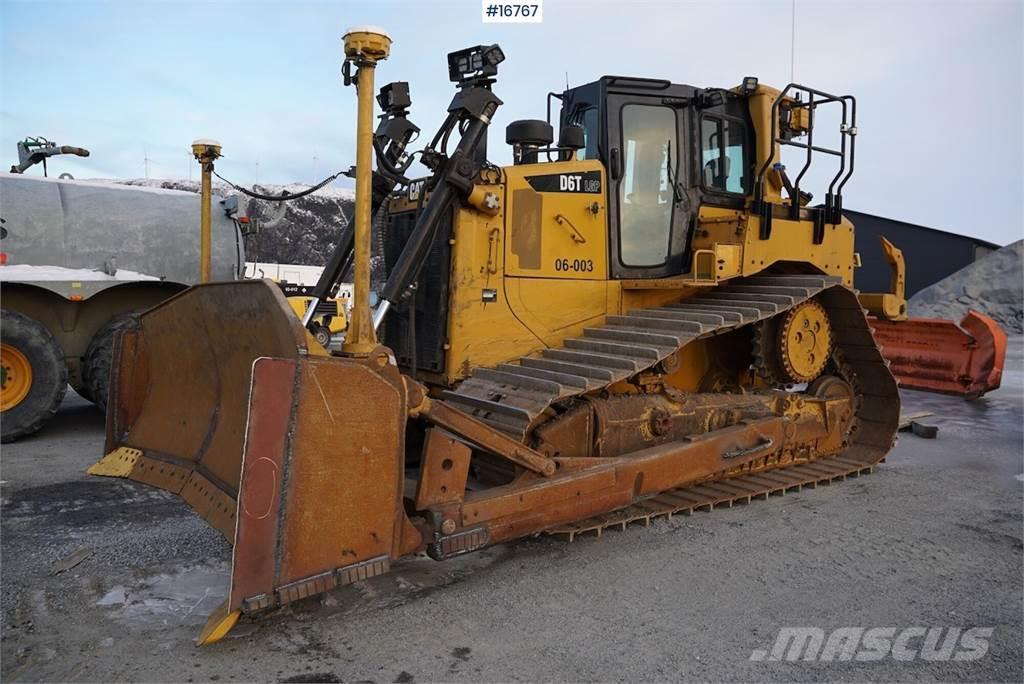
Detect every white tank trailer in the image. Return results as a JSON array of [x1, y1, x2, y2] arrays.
[[0, 171, 245, 442]]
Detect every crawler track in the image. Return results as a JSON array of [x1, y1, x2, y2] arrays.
[[445, 272, 901, 534], [550, 454, 879, 541]]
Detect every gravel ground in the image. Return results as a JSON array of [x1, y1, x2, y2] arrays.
[[2, 340, 1022, 683]]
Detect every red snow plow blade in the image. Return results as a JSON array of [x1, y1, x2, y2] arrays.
[[870, 311, 1007, 398]]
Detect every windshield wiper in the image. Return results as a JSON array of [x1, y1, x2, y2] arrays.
[[666, 140, 684, 204]]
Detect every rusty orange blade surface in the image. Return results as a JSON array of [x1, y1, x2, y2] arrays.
[[90, 280, 320, 539], [91, 279, 421, 645], [871, 311, 1007, 398], [218, 355, 419, 632]]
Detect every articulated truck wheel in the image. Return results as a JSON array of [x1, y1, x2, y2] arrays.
[[1, 310, 67, 443], [83, 313, 140, 415], [312, 323, 333, 348], [70, 378, 93, 402]]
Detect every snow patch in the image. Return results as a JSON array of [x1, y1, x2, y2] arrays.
[[0, 171, 197, 197], [2, 173, 356, 200], [114, 177, 356, 200], [0, 264, 161, 282]]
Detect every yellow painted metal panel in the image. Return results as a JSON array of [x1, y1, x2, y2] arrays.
[[503, 160, 607, 280], [505, 278, 608, 346], [445, 206, 545, 381]]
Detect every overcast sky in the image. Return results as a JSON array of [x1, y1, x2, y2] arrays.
[[2, 0, 1021, 245]]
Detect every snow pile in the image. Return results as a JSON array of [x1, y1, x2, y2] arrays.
[[908, 239, 1024, 333], [0, 264, 160, 282]]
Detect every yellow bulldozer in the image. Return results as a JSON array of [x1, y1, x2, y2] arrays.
[[91, 29, 903, 644]]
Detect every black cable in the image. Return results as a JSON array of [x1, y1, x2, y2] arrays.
[[232, 219, 243, 279], [373, 140, 422, 178], [429, 112, 458, 151], [438, 129, 452, 157], [213, 168, 347, 202]]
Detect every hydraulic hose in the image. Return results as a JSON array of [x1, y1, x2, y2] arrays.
[[213, 169, 347, 202], [379, 116, 489, 308]]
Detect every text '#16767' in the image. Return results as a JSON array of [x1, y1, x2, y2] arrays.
[[482, 1, 543, 23]]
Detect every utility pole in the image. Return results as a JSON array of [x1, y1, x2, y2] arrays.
[[254, 160, 259, 186], [144, 149, 150, 179]]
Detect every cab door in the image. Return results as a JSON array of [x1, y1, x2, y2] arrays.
[[606, 95, 691, 279]]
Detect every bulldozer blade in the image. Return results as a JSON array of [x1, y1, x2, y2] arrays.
[[91, 281, 422, 643], [91, 280, 324, 539], [217, 354, 420, 638], [870, 310, 1007, 398]]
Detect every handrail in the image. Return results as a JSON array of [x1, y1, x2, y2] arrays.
[[753, 83, 857, 225]]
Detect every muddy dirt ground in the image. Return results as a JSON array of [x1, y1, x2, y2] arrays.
[[2, 340, 1022, 682]]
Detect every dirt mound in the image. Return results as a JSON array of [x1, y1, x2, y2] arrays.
[[908, 239, 1024, 333]]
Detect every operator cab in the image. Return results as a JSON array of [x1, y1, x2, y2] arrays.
[[551, 76, 755, 279]]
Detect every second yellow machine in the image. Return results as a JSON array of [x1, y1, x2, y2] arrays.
[[92, 29, 898, 643]]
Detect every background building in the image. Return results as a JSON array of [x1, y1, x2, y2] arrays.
[[847, 210, 999, 297]]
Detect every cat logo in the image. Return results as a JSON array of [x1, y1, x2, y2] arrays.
[[407, 179, 426, 201]]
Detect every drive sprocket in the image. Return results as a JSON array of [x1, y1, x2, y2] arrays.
[[754, 298, 834, 384]]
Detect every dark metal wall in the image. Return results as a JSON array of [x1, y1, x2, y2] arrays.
[[846, 210, 999, 297]]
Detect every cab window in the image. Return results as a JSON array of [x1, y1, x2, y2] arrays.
[[701, 116, 747, 194], [572, 106, 600, 161], [619, 104, 676, 267]]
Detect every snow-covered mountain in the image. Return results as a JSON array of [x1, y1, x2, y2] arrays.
[[115, 178, 355, 267]]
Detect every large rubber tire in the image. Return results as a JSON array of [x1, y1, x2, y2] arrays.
[[312, 323, 332, 349], [83, 313, 140, 415], [1, 310, 68, 443], [70, 377, 93, 402]]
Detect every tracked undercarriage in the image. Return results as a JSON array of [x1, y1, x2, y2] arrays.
[[444, 272, 898, 539]]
